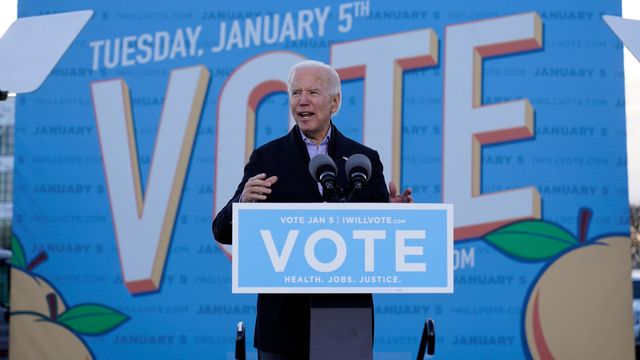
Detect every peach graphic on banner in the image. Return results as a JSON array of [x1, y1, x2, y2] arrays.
[[11, 312, 93, 360], [11, 252, 66, 316], [9, 236, 129, 359], [484, 209, 634, 359]]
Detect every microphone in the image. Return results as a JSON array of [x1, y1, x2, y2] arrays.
[[309, 154, 338, 193], [345, 154, 372, 190], [235, 321, 246, 360], [416, 318, 435, 359]]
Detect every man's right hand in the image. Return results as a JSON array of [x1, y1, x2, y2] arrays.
[[239, 173, 278, 202]]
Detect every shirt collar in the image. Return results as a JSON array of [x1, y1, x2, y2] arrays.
[[300, 126, 331, 146]]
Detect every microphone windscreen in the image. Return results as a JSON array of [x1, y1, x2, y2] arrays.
[[345, 154, 372, 181], [309, 154, 337, 181]]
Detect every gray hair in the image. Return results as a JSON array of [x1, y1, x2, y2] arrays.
[[288, 60, 342, 115]]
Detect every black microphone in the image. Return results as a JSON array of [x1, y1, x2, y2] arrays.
[[345, 154, 372, 190], [309, 154, 338, 198], [416, 318, 435, 359], [235, 321, 246, 360]]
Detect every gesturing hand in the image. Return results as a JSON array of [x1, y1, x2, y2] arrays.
[[389, 181, 413, 203], [240, 173, 278, 202]]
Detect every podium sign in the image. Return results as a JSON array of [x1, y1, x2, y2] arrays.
[[232, 203, 453, 294]]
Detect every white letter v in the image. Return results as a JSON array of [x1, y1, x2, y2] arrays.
[[91, 66, 209, 294], [260, 230, 299, 272]]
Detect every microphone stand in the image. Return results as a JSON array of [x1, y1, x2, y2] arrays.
[[320, 181, 342, 203], [320, 180, 362, 203]]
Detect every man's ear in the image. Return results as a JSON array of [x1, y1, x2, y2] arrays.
[[331, 93, 340, 112]]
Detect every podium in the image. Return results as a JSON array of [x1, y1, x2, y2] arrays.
[[308, 294, 373, 359], [232, 203, 453, 359]]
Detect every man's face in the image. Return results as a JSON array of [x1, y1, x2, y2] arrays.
[[289, 67, 340, 143]]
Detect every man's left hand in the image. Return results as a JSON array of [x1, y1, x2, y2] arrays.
[[389, 181, 413, 203]]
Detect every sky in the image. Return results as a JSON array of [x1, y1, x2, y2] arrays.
[[623, 1, 640, 204], [1, 1, 640, 203], [0, 0, 16, 37]]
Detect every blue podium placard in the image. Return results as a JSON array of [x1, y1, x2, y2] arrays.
[[232, 203, 453, 294]]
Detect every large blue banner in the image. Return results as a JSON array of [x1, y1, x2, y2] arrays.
[[11, 0, 634, 359]]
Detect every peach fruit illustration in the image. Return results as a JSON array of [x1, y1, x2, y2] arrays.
[[9, 236, 128, 359], [11, 303, 93, 359], [10, 250, 66, 315], [525, 235, 633, 359], [484, 209, 634, 359]]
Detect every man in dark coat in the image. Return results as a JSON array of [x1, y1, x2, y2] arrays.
[[212, 60, 412, 359]]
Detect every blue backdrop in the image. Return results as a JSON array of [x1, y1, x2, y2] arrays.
[[11, 1, 630, 359]]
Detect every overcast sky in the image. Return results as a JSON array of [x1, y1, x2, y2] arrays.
[[2, 1, 640, 203], [0, 0, 16, 36], [623, 1, 640, 205]]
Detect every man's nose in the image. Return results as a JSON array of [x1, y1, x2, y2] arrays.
[[299, 92, 309, 104]]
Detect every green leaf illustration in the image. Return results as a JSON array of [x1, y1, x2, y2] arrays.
[[484, 220, 578, 261], [57, 304, 128, 335], [11, 234, 26, 269]]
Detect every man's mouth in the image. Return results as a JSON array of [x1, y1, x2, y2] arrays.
[[298, 112, 315, 119]]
